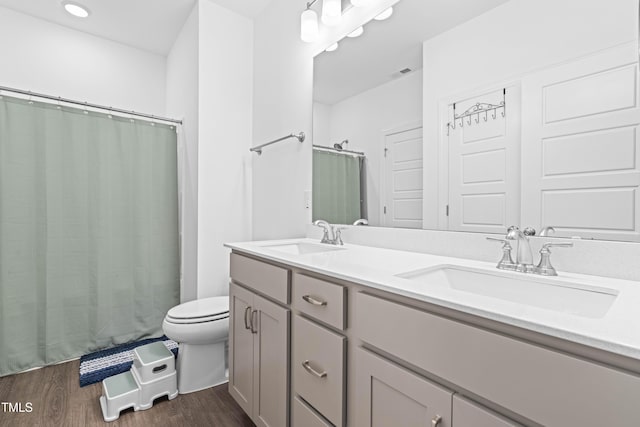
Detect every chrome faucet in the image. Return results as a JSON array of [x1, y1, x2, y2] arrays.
[[506, 226, 534, 273], [313, 220, 345, 245], [488, 226, 574, 276]]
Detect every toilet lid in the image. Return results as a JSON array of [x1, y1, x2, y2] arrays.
[[167, 296, 229, 321]]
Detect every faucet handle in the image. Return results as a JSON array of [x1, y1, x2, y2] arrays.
[[333, 226, 347, 245], [541, 242, 573, 250], [535, 242, 573, 276], [486, 237, 515, 270], [487, 237, 508, 243]]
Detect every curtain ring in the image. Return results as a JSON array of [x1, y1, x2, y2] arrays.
[[28, 91, 34, 105], [483, 110, 488, 121], [107, 107, 113, 119]]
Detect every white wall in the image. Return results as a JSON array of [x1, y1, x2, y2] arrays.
[[252, 0, 315, 240], [197, 0, 253, 298], [0, 6, 167, 116], [166, 6, 199, 303], [319, 71, 422, 226], [422, 0, 638, 228]]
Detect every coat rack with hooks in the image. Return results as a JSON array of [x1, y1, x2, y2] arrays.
[[446, 88, 506, 135]]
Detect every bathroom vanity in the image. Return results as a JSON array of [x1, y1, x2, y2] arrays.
[[225, 239, 640, 427]]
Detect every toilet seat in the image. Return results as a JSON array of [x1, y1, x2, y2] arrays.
[[165, 297, 229, 324]]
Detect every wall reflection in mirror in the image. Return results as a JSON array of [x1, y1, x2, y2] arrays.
[[312, 0, 640, 242]]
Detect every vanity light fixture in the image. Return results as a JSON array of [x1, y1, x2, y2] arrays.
[[347, 26, 364, 38], [374, 7, 393, 20], [62, 1, 90, 18], [301, 2, 320, 43], [325, 42, 339, 52], [322, 0, 342, 26]]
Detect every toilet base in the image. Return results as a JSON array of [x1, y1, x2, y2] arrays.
[[176, 341, 228, 394]]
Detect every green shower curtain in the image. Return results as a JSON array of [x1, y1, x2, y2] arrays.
[[313, 149, 362, 224], [0, 95, 179, 376]]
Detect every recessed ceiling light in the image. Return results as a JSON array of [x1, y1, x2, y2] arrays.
[[347, 26, 364, 38], [63, 2, 90, 18], [325, 42, 339, 52], [374, 7, 393, 21]]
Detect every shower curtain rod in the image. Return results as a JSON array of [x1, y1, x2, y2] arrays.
[[0, 85, 182, 125], [313, 144, 365, 157]]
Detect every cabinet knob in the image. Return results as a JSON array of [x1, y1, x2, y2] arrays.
[[432, 415, 442, 427], [302, 295, 328, 306]]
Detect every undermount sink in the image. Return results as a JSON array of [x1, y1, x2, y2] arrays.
[[396, 265, 618, 318], [262, 242, 345, 255]]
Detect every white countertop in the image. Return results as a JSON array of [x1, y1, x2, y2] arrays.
[[225, 238, 640, 360]]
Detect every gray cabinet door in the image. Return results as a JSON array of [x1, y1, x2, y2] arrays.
[[253, 293, 290, 427], [229, 282, 255, 417], [355, 347, 452, 427]]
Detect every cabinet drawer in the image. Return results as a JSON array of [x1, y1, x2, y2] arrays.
[[293, 315, 346, 427], [356, 291, 640, 427], [230, 253, 290, 304], [293, 273, 346, 330], [453, 395, 520, 427], [292, 395, 332, 427]]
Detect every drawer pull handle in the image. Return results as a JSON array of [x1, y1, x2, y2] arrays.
[[302, 360, 327, 378], [432, 415, 442, 427], [302, 295, 328, 306], [244, 306, 252, 330], [250, 310, 258, 334]]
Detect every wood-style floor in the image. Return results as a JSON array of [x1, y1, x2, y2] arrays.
[[0, 360, 255, 427]]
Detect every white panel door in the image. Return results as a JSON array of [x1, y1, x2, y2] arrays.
[[383, 124, 423, 228], [447, 87, 521, 233], [521, 43, 640, 241]]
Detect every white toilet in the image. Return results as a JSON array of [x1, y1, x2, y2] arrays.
[[162, 296, 229, 394]]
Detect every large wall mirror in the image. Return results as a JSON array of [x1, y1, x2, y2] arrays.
[[312, 0, 640, 242]]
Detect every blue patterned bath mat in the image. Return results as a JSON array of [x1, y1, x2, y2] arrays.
[[79, 336, 178, 387]]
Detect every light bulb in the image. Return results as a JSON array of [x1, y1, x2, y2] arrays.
[[374, 7, 393, 20], [351, 0, 366, 6], [347, 26, 364, 38], [325, 42, 339, 52], [300, 8, 319, 43], [63, 2, 90, 18], [322, 0, 341, 27]]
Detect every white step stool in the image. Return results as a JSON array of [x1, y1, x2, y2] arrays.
[[99, 341, 178, 422]]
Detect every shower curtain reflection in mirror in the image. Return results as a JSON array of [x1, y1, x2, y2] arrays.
[[312, 148, 366, 225], [0, 95, 179, 376]]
